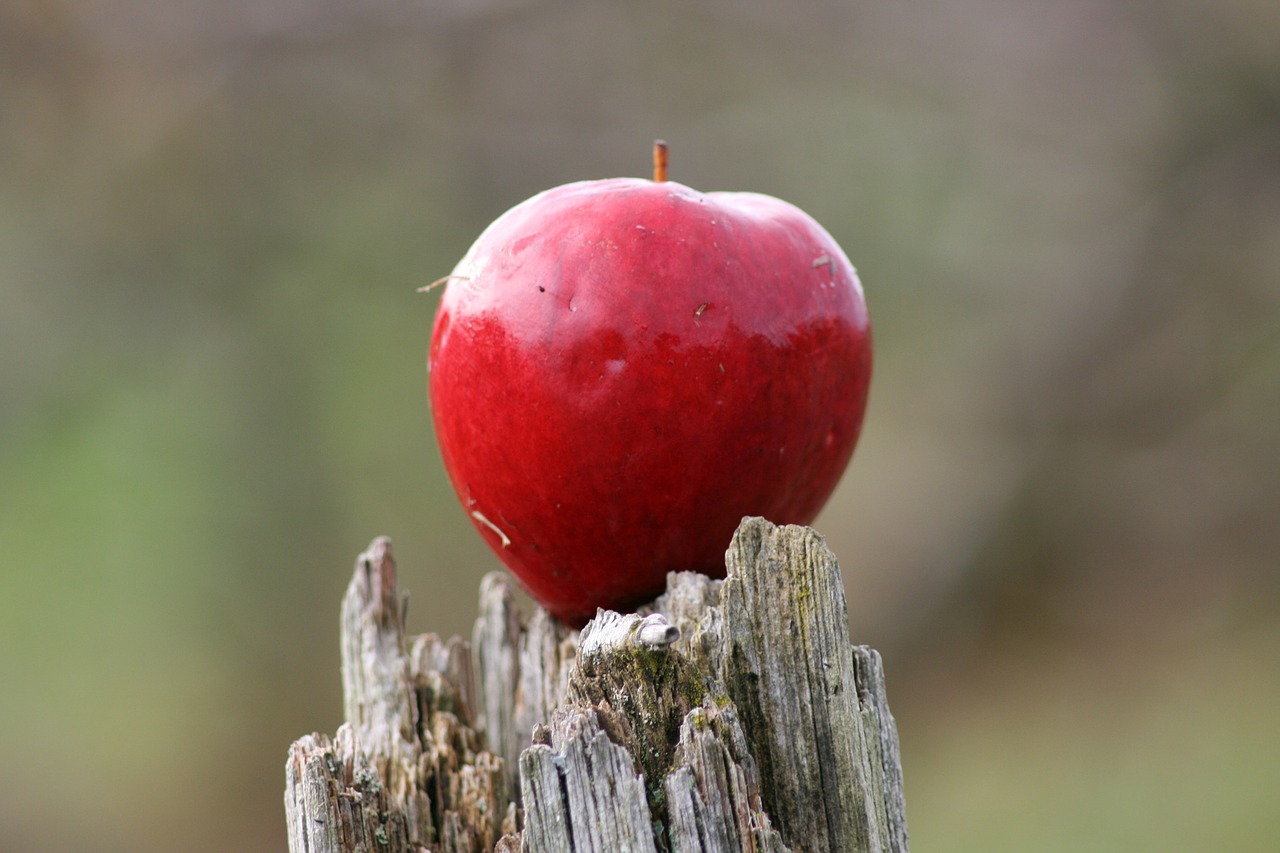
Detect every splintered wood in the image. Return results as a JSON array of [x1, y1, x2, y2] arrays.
[[285, 518, 909, 853]]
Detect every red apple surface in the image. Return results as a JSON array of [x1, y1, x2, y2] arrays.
[[429, 159, 871, 623]]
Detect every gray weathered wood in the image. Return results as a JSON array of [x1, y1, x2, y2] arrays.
[[285, 538, 511, 853], [521, 706, 658, 853], [285, 517, 909, 853], [720, 521, 886, 853], [852, 647, 910, 853], [663, 700, 788, 853]]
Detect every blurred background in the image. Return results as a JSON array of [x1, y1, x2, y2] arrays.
[[2, 0, 1278, 850]]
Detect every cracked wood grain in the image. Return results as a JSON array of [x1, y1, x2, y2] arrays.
[[285, 518, 908, 853]]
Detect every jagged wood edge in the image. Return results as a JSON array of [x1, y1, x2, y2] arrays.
[[285, 518, 908, 853]]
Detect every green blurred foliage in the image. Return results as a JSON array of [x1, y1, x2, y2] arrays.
[[2, 1, 1277, 850]]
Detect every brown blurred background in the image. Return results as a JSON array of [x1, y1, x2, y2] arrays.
[[2, 1, 1278, 850]]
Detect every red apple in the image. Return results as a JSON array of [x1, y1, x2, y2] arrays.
[[428, 144, 871, 623]]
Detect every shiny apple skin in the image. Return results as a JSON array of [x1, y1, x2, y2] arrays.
[[429, 177, 871, 623]]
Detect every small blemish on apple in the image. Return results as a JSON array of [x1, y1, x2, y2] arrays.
[[417, 274, 470, 294], [694, 302, 709, 317], [471, 509, 512, 548]]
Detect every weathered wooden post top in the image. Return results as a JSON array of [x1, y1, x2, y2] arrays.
[[285, 517, 909, 853]]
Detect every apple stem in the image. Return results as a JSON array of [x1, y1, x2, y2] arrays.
[[653, 140, 668, 182]]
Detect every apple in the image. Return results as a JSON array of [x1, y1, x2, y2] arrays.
[[428, 143, 871, 623]]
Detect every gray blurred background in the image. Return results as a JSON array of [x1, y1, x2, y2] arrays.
[[2, 1, 1278, 851]]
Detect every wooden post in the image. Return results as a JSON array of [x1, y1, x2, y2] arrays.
[[285, 517, 909, 853]]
